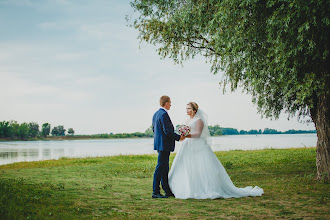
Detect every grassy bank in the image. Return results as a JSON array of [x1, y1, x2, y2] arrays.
[[0, 148, 329, 219]]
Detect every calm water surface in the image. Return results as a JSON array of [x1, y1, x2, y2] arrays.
[[0, 134, 317, 165]]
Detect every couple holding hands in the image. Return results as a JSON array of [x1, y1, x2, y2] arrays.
[[152, 95, 263, 199]]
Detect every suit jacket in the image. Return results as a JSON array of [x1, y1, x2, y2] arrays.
[[152, 108, 180, 152]]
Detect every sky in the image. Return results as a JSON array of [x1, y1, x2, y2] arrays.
[[0, 0, 316, 134]]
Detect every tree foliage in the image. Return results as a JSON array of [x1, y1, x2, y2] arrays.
[[67, 128, 75, 135], [51, 127, 59, 136], [208, 124, 223, 136], [208, 125, 313, 135], [28, 122, 39, 138], [57, 126, 66, 136], [0, 121, 12, 138], [144, 126, 154, 137], [41, 123, 51, 137], [10, 121, 20, 138], [0, 121, 39, 139], [130, 0, 329, 118], [18, 123, 30, 139], [51, 125, 66, 136]]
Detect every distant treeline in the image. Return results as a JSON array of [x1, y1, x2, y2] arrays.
[[0, 120, 74, 140], [0, 120, 316, 141], [75, 126, 154, 139], [208, 125, 317, 136], [0, 120, 152, 140]]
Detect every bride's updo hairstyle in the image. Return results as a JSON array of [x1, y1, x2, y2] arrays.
[[187, 102, 199, 114]]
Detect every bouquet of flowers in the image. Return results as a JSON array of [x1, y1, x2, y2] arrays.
[[177, 125, 190, 136]]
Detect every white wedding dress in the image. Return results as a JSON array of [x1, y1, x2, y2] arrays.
[[168, 110, 264, 199]]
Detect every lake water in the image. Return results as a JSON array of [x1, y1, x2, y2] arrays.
[[0, 134, 317, 166]]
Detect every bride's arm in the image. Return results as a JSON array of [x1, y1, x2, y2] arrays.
[[187, 119, 204, 138]]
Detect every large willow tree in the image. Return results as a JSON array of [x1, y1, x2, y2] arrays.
[[129, 0, 330, 181]]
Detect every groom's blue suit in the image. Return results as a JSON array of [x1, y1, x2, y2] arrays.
[[152, 108, 180, 195]]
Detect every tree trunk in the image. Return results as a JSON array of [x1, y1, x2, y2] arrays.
[[310, 91, 330, 182]]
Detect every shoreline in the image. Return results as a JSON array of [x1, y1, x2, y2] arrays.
[[0, 136, 153, 142], [0, 147, 316, 167], [0, 132, 317, 142]]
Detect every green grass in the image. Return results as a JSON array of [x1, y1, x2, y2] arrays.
[[0, 148, 329, 219]]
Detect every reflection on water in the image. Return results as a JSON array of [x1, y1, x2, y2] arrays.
[[0, 147, 65, 164], [0, 151, 18, 159], [0, 134, 317, 166], [0, 139, 156, 165]]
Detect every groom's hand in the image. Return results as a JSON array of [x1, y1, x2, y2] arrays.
[[180, 135, 185, 141]]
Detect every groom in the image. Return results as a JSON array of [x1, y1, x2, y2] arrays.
[[152, 95, 184, 199]]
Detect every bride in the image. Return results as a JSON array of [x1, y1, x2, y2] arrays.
[[168, 102, 264, 199]]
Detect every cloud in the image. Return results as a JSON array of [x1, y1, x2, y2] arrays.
[[0, 0, 34, 7], [0, 51, 12, 60], [0, 71, 92, 103], [54, 52, 88, 61], [0, 0, 315, 134], [38, 22, 63, 30]]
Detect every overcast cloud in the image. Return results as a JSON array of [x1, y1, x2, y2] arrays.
[[0, 0, 315, 134]]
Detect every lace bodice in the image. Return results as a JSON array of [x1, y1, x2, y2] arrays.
[[186, 116, 201, 133], [183, 109, 212, 145], [185, 116, 205, 139]]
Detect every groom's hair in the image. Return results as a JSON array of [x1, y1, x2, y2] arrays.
[[160, 95, 170, 107]]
